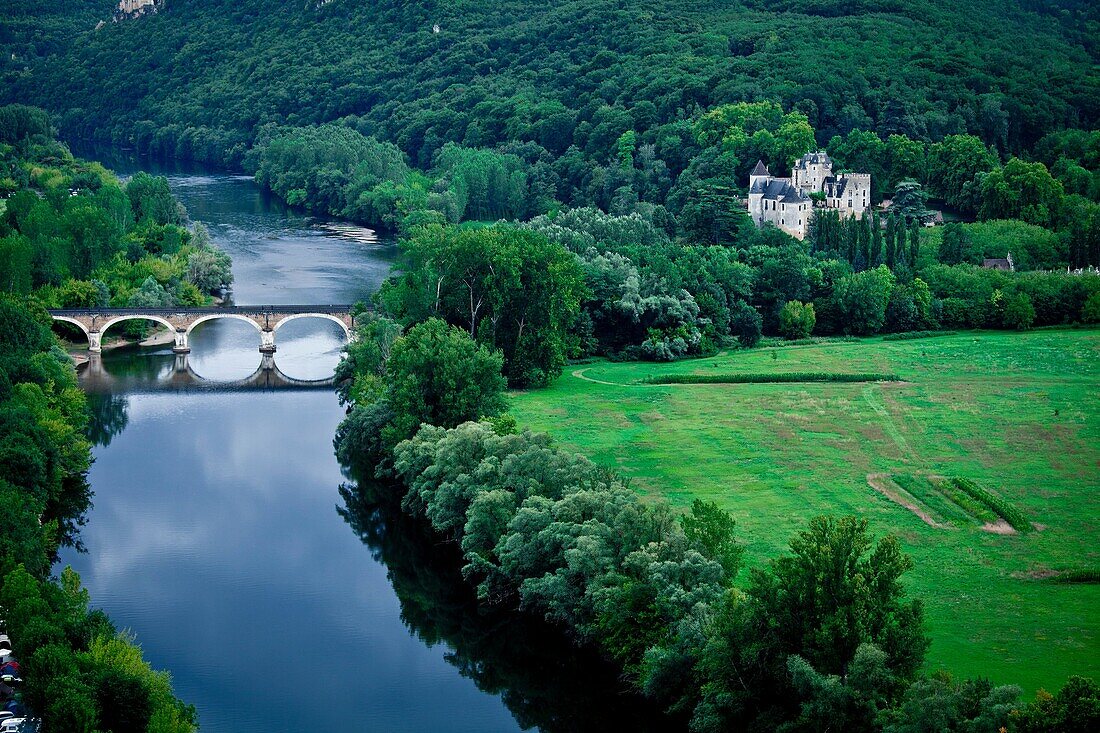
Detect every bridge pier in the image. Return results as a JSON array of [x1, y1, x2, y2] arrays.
[[259, 329, 276, 354], [173, 329, 191, 354], [88, 331, 102, 353]]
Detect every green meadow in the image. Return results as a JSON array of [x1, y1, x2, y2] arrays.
[[510, 329, 1100, 694]]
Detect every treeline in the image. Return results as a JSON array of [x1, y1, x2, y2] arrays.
[[4, 2, 1098, 258], [238, 104, 1100, 263], [0, 295, 196, 732], [369, 210, 1099, 388], [0, 105, 232, 312], [332, 313, 1098, 733], [233, 100, 1100, 371], [6, 0, 1096, 169]]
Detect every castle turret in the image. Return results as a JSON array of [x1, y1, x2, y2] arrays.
[[747, 160, 769, 223]]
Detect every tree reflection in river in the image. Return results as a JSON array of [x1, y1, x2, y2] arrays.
[[86, 392, 130, 447], [338, 479, 685, 733]]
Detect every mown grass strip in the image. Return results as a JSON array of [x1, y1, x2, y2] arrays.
[[951, 478, 1031, 532], [883, 330, 959, 341], [642, 372, 900, 385]]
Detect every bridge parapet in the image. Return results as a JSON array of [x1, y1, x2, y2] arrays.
[[49, 306, 359, 353]]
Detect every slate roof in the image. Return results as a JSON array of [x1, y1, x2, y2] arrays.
[[751, 160, 770, 176], [982, 258, 1012, 270], [756, 177, 809, 203], [824, 175, 848, 198], [795, 151, 832, 168]]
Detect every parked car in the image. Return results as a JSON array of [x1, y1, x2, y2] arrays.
[[0, 637, 11, 657], [0, 718, 25, 733]]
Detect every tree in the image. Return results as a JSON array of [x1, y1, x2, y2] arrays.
[[185, 247, 233, 293], [126, 173, 182, 226], [978, 157, 1065, 228], [884, 674, 1022, 733], [835, 266, 896, 335], [1012, 675, 1100, 733], [680, 499, 742, 582], [380, 225, 584, 386], [927, 135, 997, 212], [754, 516, 927, 678], [385, 318, 507, 445], [938, 223, 972, 265], [1083, 292, 1100, 324], [127, 277, 174, 308], [1002, 291, 1036, 330], [730, 300, 762, 347], [891, 180, 931, 223], [908, 220, 921, 268], [778, 300, 816, 339]]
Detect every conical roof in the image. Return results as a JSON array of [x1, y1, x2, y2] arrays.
[[751, 160, 769, 176]]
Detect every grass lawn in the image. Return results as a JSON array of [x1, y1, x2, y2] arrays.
[[509, 328, 1100, 695]]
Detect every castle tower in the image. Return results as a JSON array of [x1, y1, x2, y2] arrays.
[[748, 160, 770, 223]]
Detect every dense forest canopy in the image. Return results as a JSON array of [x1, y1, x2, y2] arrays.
[[2, 0, 1097, 169]]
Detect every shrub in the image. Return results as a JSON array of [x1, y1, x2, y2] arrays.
[[1002, 292, 1036, 330], [778, 300, 816, 340]]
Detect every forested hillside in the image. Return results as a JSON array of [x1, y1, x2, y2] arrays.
[[3, 0, 1097, 169]]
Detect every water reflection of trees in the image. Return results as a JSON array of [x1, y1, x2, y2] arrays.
[[86, 393, 130, 447], [338, 480, 683, 733]]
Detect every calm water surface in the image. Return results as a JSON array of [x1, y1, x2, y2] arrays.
[[58, 160, 527, 732]]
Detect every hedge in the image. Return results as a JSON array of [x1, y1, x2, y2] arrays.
[[642, 372, 900, 385]]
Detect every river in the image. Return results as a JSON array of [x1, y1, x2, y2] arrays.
[[58, 153, 669, 733]]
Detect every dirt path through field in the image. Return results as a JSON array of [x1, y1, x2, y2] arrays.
[[867, 473, 950, 529]]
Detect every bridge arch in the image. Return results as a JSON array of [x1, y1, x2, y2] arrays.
[[184, 313, 265, 336], [100, 315, 177, 340], [51, 316, 91, 339], [272, 313, 352, 341]]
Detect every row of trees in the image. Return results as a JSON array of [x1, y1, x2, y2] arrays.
[[364, 210, 1099, 381], [332, 313, 1098, 732], [0, 296, 197, 732]]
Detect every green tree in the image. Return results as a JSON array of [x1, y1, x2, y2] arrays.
[[126, 173, 182, 226], [680, 499, 743, 582], [730, 300, 762, 347], [835, 266, 896, 335], [385, 318, 507, 445], [1002, 291, 1036, 330], [927, 135, 998, 212], [778, 300, 816, 339], [979, 157, 1065, 228]]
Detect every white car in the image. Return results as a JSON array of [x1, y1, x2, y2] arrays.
[[0, 719, 25, 733], [0, 636, 11, 656]]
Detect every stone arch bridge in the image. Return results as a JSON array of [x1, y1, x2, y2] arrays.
[[48, 305, 359, 353]]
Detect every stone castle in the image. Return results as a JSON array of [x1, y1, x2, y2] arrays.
[[747, 151, 871, 239], [116, 0, 160, 20]]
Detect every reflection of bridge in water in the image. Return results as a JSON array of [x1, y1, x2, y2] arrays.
[[79, 352, 336, 394]]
